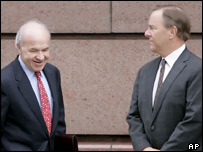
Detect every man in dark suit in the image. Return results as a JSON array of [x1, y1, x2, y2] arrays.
[[1, 20, 66, 151], [126, 5, 202, 151]]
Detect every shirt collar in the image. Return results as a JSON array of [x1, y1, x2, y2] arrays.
[[163, 44, 186, 68]]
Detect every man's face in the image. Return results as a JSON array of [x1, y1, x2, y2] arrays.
[[144, 10, 170, 55], [18, 26, 50, 72]]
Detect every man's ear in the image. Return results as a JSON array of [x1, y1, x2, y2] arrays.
[[169, 26, 178, 40], [17, 43, 22, 54]]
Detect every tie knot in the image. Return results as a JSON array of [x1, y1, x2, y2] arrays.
[[161, 59, 166, 66], [35, 71, 41, 78]]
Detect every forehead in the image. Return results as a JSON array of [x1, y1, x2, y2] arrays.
[[148, 10, 163, 26]]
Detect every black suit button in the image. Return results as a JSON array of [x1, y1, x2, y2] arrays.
[[151, 125, 155, 130]]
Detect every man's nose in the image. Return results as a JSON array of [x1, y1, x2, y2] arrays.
[[144, 29, 151, 38], [36, 51, 44, 60]]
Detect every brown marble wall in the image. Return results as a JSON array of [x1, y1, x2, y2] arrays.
[[1, 1, 202, 135]]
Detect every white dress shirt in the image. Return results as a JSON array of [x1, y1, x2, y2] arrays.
[[152, 44, 186, 106]]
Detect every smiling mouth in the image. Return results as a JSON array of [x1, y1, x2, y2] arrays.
[[34, 61, 44, 65]]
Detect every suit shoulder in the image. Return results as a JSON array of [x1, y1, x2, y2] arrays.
[[44, 63, 62, 78], [140, 57, 160, 71], [45, 63, 60, 72], [186, 51, 202, 72], [1, 61, 15, 80], [188, 51, 202, 64]]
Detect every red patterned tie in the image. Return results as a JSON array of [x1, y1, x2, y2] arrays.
[[35, 71, 52, 136]]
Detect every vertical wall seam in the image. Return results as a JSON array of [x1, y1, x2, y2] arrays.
[[110, 1, 112, 33]]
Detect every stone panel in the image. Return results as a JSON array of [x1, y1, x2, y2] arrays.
[[1, 39, 202, 134], [112, 1, 202, 33], [1, 1, 110, 33]]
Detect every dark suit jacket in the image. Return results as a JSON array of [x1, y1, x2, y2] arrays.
[[1, 57, 66, 151], [126, 48, 202, 151]]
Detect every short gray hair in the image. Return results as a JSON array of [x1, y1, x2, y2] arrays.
[[15, 19, 51, 49]]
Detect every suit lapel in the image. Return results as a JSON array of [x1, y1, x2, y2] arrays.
[[145, 58, 162, 114], [14, 58, 48, 134], [152, 49, 189, 121]]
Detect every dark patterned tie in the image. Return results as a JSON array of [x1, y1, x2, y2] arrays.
[[154, 59, 166, 108], [35, 71, 52, 136]]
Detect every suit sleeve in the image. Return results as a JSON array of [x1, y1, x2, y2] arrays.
[[126, 69, 151, 151], [1, 81, 9, 131], [55, 69, 66, 135]]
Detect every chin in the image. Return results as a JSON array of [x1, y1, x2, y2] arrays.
[[33, 66, 44, 72], [150, 47, 155, 52]]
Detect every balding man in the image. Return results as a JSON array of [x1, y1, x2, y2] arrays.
[[1, 20, 66, 151]]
